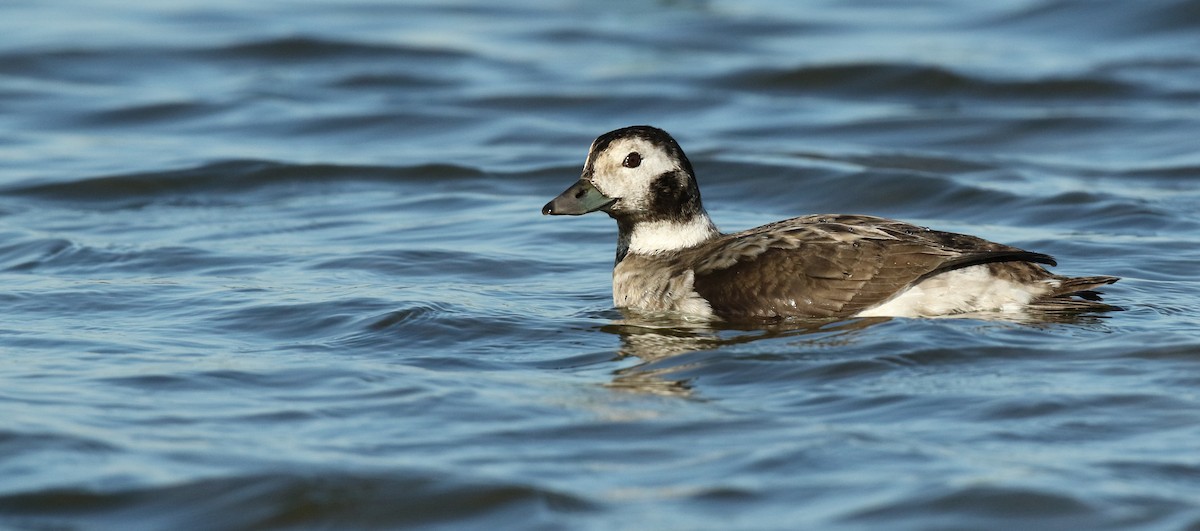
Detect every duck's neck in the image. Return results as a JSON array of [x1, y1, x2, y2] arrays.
[[615, 211, 720, 264]]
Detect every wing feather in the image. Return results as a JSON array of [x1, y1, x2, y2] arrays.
[[688, 215, 1054, 319]]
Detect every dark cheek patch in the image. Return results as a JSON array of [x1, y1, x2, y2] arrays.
[[648, 172, 695, 220]]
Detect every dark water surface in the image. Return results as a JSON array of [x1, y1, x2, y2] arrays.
[[3, 1, 1200, 529]]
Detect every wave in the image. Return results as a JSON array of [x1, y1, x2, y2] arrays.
[[0, 36, 469, 76], [204, 36, 468, 63], [0, 469, 593, 529], [312, 249, 568, 280], [844, 484, 1100, 527], [1, 160, 486, 204], [980, 0, 1200, 38], [0, 236, 253, 275], [77, 100, 231, 127], [719, 62, 1140, 100], [330, 72, 455, 90]]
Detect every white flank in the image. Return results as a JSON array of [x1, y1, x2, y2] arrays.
[[855, 264, 1053, 318], [628, 216, 718, 255]]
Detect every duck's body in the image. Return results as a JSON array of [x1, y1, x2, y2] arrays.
[[543, 126, 1118, 321], [609, 213, 1115, 319]]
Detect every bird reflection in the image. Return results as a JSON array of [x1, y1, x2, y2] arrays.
[[596, 308, 1116, 397], [599, 311, 890, 397]]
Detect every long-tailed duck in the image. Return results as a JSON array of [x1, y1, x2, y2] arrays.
[[542, 125, 1118, 320]]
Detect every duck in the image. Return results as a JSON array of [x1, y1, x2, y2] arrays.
[[542, 125, 1119, 321]]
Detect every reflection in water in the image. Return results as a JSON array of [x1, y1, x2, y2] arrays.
[[599, 308, 1117, 396], [600, 312, 890, 396]]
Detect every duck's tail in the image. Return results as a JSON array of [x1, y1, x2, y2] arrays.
[[1029, 275, 1122, 313]]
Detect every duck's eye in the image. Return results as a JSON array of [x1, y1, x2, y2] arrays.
[[622, 152, 641, 168]]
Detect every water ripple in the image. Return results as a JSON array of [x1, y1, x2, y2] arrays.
[[0, 470, 594, 530], [2, 160, 487, 204], [720, 62, 1142, 100]]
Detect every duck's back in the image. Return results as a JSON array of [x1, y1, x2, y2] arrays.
[[673, 214, 1108, 319]]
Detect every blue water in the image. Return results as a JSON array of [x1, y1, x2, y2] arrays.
[[2, 1, 1200, 529]]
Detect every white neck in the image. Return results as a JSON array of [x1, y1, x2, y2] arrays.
[[627, 214, 719, 255]]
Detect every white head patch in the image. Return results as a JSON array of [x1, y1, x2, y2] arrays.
[[585, 136, 687, 213]]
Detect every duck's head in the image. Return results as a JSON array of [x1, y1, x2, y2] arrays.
[[542, 125, 705, 223]]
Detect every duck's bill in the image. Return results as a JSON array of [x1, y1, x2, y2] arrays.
[[541, 180, 616, 215]]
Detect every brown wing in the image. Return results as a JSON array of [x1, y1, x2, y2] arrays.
[[689, 215, 1055, 319]]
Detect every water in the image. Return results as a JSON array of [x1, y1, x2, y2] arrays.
[[2, 0, 1199, 529]]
